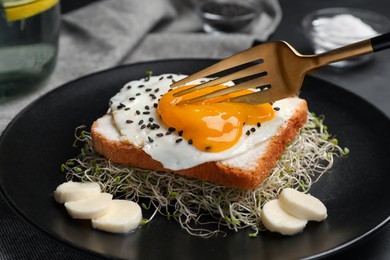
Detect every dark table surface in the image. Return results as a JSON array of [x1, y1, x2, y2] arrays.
[[1, 0, 389, 259]]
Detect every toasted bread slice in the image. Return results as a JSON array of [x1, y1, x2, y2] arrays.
[[91, 98, 307, 189]]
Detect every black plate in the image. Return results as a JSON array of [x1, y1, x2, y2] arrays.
[[0, 59, 389, 260]]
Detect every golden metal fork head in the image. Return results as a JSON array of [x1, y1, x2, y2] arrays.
[[170, 41, 312, 104], [171, 38, 374, 104]]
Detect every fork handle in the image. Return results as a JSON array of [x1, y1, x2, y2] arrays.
[[371, 32, 390, 52], [312, 32, 390, 68]]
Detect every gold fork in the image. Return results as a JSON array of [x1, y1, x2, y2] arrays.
[[171, 33, 390, 104]]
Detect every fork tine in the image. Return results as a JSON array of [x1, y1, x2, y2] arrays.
[[181, 76, 269, 104], [229, 87, 283, 104], [171, 44, 265, 88], [173, 63, 264, 97]]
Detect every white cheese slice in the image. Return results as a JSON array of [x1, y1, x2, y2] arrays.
[[64, 192, 113, 219], [53, 181, 101, 204], [279, 188, 327, 221], [92, 200, 142, 233], [261, 199, 308, 235]]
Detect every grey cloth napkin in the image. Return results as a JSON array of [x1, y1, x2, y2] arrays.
[[0, 0, 281, 259]]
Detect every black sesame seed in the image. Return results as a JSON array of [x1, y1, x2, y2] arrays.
[[178, 130, 184, 136], [246, 130, 251, 136], [143, 111, 150, 115], [138, 84, 145, 88], [165, 131, 172, 135], [175, 138, 183, 143], [150, 94, 157, 99], [156, 133, 164, 137], [140, 124, 146, 129], [257, 122, 261, 127], [273, 107, 280, 111], [148, 136, 154, 143], [136, 93, 141, 96], [205, 146, 211, 151], [145, 105, 150, 110], [155, 88, 160, 93], [168, 127, 176, 132], [129, 97, 136, 101], [124, 107, 130, 111], [159, 76, 164, 81], [153, 124, 160, 129], [147, 123, 152, 128], [138, 120, 144, 125], [153, 103, 158, 108], [127, 85, 132, 89], [117, 103, 125, 109], [149, 117, 154, 122], [167, 88, 173, 92], [126, 120, 133, 124], [167, 75, 173, 79], [250, 127, 256, 132], [145, 88, 152, 92], [136, 110, 141, 115], [188, 139, 193, 145]]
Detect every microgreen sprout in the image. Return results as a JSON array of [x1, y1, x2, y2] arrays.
[[141, 203, 150, 210], [145, 71, 153, 78], [248, 232, 258, 238], [63, 112, 346, 238], [140, 219, 149, 225]]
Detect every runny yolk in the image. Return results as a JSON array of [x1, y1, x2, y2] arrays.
[[157, 84, 275, 153]]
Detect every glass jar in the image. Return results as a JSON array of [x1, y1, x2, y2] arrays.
[[0, 0, 60, 97]]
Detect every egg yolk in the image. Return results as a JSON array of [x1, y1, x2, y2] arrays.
[[157, 84, 275, 152]]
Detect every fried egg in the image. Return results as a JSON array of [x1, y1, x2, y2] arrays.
[[109, 74, 301, 170], [157, 84, 275, 153]]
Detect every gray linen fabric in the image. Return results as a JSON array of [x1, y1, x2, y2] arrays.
[[0, 0, 281, 259]]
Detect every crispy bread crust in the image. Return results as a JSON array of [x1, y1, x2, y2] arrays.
[[91, 100, 308, 189]]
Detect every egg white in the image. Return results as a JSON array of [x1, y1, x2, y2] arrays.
[[108, 74, 300, 171]]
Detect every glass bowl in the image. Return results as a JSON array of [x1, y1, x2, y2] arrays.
[[302, 8, 390, 68], [196, 0, 261, 33]]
